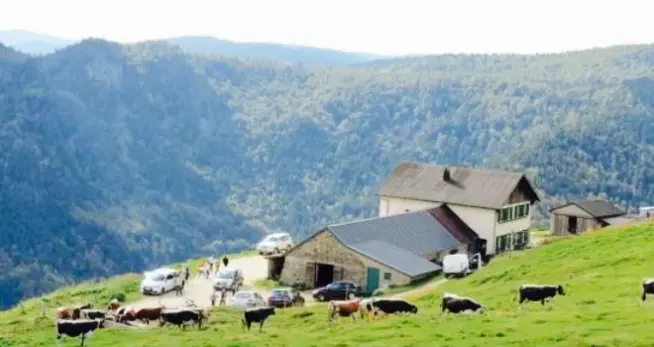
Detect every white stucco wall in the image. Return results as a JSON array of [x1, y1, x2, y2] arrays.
[[380, 196, 440, 217], [446, 204, 497, 253]]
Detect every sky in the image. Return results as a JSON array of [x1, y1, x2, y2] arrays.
[[1, 0, 653, 56]]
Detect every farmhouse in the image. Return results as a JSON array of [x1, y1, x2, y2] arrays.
[[279, 204, 480, 293], [378, 161, 541, 256], [549, 199, 627, 235]]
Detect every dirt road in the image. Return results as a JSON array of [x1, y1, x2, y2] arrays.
[[129, 255, 269, 309]]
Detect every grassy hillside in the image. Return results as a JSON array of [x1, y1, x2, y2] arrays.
[[2, 38, 654, 308], [3, 222, 654, 346]]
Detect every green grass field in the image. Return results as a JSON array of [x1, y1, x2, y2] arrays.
[[3, 223, 654, 346]]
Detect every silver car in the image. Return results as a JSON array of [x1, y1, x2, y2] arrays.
[[230, 290, 266, 309]]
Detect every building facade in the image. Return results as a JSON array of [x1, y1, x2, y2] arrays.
[[378, 162, 540, 255]]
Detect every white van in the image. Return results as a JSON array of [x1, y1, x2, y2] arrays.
[[140, 268, 180, 295], [442, 253, 483, 278]]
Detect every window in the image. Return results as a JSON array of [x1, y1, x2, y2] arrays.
[[383, 272, 392, 281], [498, 203, 530, 223]]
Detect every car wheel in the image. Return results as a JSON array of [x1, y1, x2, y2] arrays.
[[348, 293, 355, 300], [318, 294, 325, 302]]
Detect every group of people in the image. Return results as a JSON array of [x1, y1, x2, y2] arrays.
[[198, 255, 229, 279]]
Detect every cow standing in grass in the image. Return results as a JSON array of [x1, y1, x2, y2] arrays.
[[518, 284, 566, 305], [55, 304, 92, 320], [441, 293, 484, 313], [641, 279, 654, 302], [56, 319, 104, 346], [369, 298, 418, 318], [242, 307, 275, 332], [160, 309, 205, 330], [327, 299, 362, 324]]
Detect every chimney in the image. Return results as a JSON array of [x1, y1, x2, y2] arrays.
[[443, 167, 451, 182]]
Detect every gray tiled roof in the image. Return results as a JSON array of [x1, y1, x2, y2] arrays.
[[348, 240, 441, 277], [326, 208, 464, 277], [328, 209, 461, 258], [574, 200, 625, 218], [379, 161, 540, 209]]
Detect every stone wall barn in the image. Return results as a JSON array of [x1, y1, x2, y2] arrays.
[[279, 204, 480, 293]]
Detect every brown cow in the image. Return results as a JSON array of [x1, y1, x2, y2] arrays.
[[327, 298, 362, 323], [107, 299, 121, 311], [55, 304, 92, 320], [134, 306, 166, 324], [117, 306, 137, 323]]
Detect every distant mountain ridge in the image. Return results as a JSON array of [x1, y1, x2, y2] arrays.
[[0, 30, 386, 65]]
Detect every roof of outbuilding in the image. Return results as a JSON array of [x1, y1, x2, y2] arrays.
[[378, 161, 540, 209], [348, 240, 441, 277], [550, 200, 626, 218]]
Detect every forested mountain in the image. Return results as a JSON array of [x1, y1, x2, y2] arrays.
[[0, 30, 74, 55], [0, 30, 384, 65], [166, 36, 383, 66], [1, 39, 653, 309]]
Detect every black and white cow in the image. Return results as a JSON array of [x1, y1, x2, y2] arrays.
[[441, 292, 484, 313], [56, 319, 105, 346], [368, 298, 418, 318], [80, 309, 106, 320], [641, 279, 654, 302], [242, 307, 275, 332], [518, 284, 565, 305], [159, 309, 205, 330]]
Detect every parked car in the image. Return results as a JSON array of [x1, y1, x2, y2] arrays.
[[256, 232, 294, 256], [312, 281, 363, 301], [213, 267, 244, 292], [230, 290, 266, 309], [140, 268, 181, 295], [267, 287, 305, 308]]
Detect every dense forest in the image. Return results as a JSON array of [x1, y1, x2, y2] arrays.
[[1, 39, 653, 309]]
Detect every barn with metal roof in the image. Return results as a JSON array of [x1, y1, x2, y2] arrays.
[[278, 204, 480, 293]]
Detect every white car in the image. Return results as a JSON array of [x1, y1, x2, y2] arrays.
[[213, 267, 244, 292], [230, 290, 266, 309], [140, 268, 181, 295], [256, 232, 294, 256]]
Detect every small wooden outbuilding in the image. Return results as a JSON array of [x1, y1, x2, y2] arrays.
[[549, 199, 626, 235]]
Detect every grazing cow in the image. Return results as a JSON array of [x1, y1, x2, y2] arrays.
[[107, 299, 120, 311], [117, 306, 137, 323], [518, 284, 566, 305], [56, 319, 104, 346], [369, 298, 418, 317], [242, 307, 276, 332], [441, 293, 484, 313], [80, 309, 106, 320], [642, 279, 654, 302], [159, 309, 205, 330], [55, 304, 92, 320], [135, 306, 165, 324], [358, 298, 376, 319], [327, 299, 362, 323]]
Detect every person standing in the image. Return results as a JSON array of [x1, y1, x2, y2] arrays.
[[208, 255, 215, 273]]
